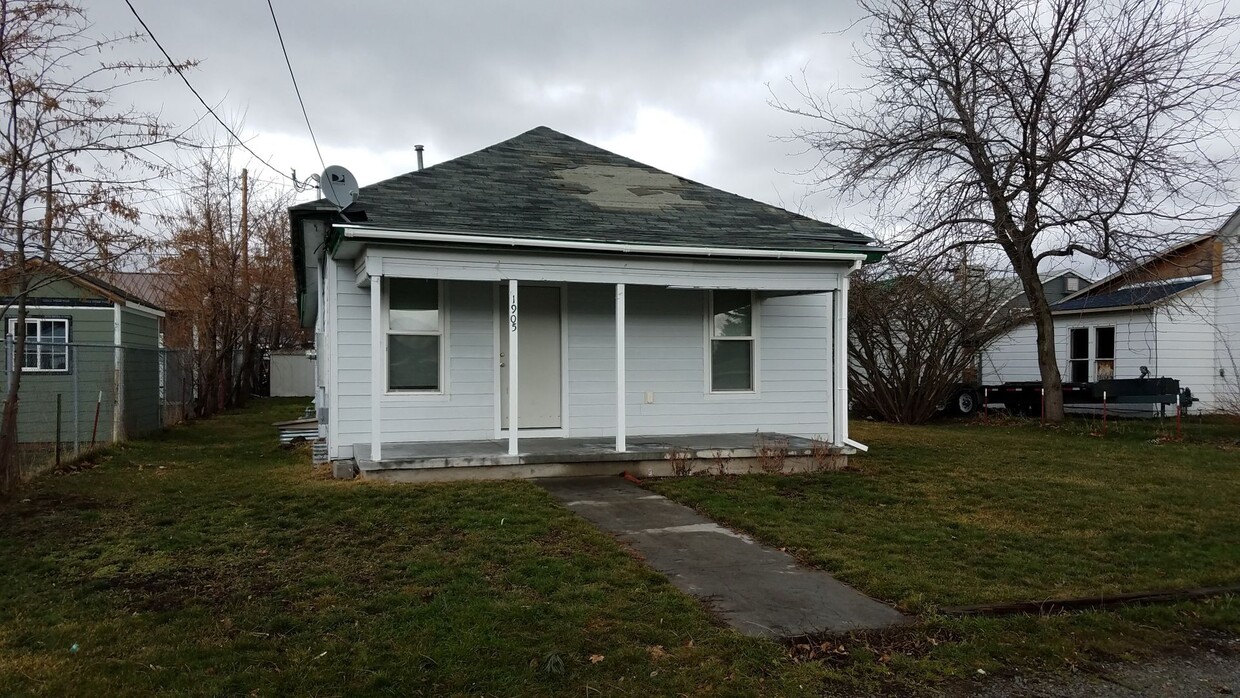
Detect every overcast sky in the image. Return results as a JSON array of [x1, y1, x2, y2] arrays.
[[90, 0, 867, 226]]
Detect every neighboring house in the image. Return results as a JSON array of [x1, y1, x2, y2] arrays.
[[981, 208, 1240, 413], [1, 262, 166, 444], [290, 126, 885, 479], [999, 269, 1094, 316]]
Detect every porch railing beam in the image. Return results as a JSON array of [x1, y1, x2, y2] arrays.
[[616, 283, 626, 453], [507, 279, 519, 456]]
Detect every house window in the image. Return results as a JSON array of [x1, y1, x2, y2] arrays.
[[1094, 327, 1115, 380], [1068, 327, 1089, 383], [386, 279, 442, 391], [709, 290, 755, 392], [7, 317, 70, 373], [1065, 276, 1080, 293]]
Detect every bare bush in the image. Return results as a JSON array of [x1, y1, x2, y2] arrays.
[[755, 433, 789, 475], [849, 260, 1015, 423]]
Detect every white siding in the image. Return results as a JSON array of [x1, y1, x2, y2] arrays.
[[332, 260, 497, 458], [980, 323, 1041, 384], [1157, 285, 1218, 411], [326, 257, 837, 455], [1215, 225, 1240, 413], [564, 286, 833, 440], [983, 310, 1159, 383]]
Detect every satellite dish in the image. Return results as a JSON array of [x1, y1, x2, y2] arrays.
[[320, 165, 359, 209]]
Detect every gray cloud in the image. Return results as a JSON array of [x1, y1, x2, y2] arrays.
[[89, 0, 868, 226]]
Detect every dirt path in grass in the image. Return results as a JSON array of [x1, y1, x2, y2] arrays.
[[966, 644, 1240, 697]]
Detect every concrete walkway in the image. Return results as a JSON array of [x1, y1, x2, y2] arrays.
[[538, 476, 907, 638]]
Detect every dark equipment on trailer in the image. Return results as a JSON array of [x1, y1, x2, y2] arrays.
[[946, 369, 1197, 417]]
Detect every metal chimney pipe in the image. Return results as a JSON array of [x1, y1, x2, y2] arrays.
[[415, 144, 425, 171]]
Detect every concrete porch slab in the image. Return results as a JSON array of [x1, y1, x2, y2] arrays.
[[352, 433, 855, 482], [538, 476, 908, 638]]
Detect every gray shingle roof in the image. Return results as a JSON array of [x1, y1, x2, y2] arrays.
[[1051, 278, 1208, 312], [293, 126, 876, 253]]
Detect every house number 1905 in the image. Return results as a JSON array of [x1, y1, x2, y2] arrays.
[[509, 301, 518, 331]]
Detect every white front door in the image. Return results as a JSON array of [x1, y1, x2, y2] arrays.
[[500, 284, 562, 429]]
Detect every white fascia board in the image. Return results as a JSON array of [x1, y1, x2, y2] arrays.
[[335, 225, 876, 263], [124, 301, 166, 318]]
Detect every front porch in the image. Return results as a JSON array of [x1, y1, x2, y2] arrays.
[[353, 432, 852, 482]]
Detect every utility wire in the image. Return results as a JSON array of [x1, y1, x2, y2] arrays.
[[123, 0, 305, 189], [267, 0, 325, 170]]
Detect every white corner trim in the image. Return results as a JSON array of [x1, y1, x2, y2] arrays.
[[113, 303, 124, 442]]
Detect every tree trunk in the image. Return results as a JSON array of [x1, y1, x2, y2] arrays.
[[0, 283, 30, 495], [1022, 269, 1065, 423]]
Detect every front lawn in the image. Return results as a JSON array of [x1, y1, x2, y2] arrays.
[[0, 399, 823, 696], [649, 416, 1240, 689], [4, 404, 1237, 696]]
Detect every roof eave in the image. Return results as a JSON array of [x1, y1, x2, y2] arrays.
[[332, 224, 886, 264]]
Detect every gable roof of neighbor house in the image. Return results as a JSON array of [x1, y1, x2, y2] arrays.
[[2, 259, 163, 311], [95, 271, 176, 310], [292, 126, 880, 257], [1045, 220, 1236, 314]]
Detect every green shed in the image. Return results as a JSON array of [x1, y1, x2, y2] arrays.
[[1, 264, 166, 448]]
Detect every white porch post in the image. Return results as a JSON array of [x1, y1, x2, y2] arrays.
[[615, 283, 626, 452], [507, 279, 519, 456], [370, 271, 383, 462], [833, 274, 850, 447]]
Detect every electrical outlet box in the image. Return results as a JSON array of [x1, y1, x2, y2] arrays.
[[644, 391, 655, 404]]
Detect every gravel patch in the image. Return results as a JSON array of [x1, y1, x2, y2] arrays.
[[967, 643, 1240, 697]]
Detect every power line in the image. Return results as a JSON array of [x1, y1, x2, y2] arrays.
[[267, 0, 325, 170], [123, 0, 305, 189]]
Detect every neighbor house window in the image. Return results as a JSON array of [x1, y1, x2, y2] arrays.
[[709, 290, 755, 392], [1068, 327, 1089, 383], [7, 317, 69, 373], [1065, 276, 1080, 293], [1094, 326, 1115, 380], [1067, 326, 1115, 383], [386, 279, 442, 391]]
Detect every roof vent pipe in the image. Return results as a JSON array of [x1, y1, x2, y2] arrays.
[[415, 144, 424, 171]]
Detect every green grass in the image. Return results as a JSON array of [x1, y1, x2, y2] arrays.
[[5, 405, 1238, 696], [649, 415, 1240, 690], [0, 399, 825, 696]]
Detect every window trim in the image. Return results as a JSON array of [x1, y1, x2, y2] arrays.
[[1067, 326, 1090, 383], [705, 290, 759, 395], [382, 278, 448, 395], [1066, 324, 1116, 383], [7, 317, 71, 374], [1093, 325, 1116, 381]]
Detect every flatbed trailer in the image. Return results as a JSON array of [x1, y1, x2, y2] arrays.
[[948, 377, 1195, 417]]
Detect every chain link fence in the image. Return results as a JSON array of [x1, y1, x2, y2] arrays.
[[1, 340, 195, 478]]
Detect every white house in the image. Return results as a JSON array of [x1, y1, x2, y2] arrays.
[[289, 127, 885, 480], [980, 208, 1240, 414]]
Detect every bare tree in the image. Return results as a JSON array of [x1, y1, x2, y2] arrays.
[[157, 141, 301, 418], [778, 0, 1240, 422], [0, 0, 191, 493], [849, 258, 1016, 423]]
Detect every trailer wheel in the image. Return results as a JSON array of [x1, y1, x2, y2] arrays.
[[953, 389, 979, 416]]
